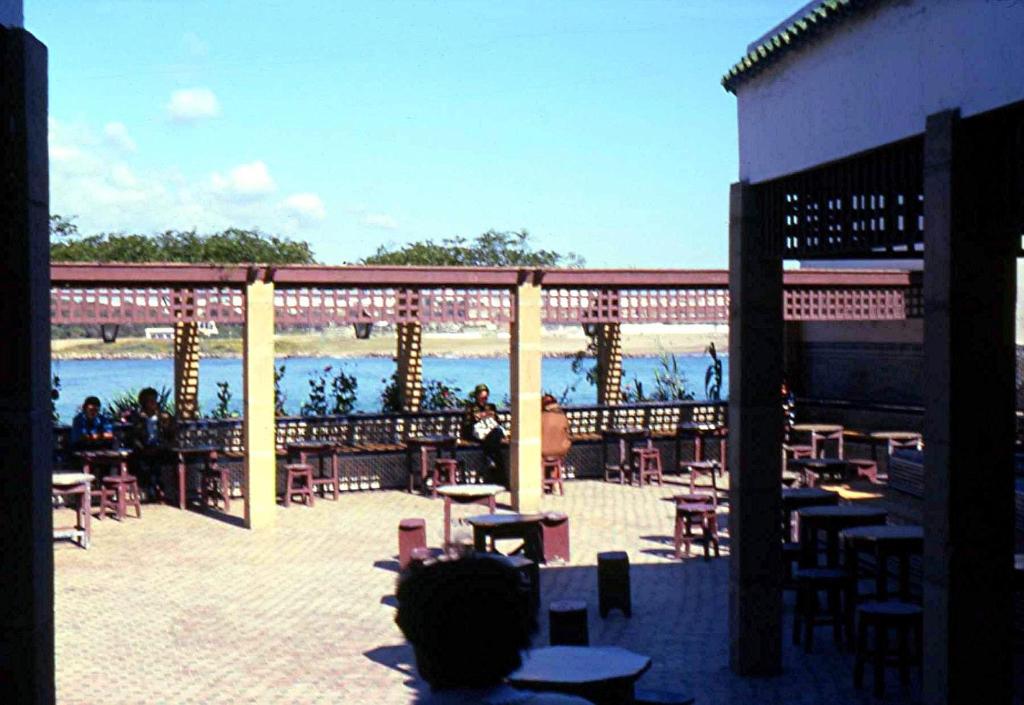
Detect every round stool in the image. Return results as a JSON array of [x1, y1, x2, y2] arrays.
[[541, 512, 570, 564], [504, 555, 540, 616], [100, 475, 142, 520], [407, 547, 433, 572], [854, 601, 923, 697], [597, 551, 631, 618], [793, 567, 850, 653], [549, 600, 589, 646], [432, 458, 460, 488], [632, 447, 663, 486], [284, 463, 315, 507], [542, 456, 565, 495], [398, 518, 427, 570]]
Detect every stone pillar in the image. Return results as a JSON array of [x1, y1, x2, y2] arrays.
[[396, 322, 423, 412], [173, 321, 200, 420], [243, 277, 276, 530], [510, 277, 543, 513], [596, 323, 623, 405], [727, 181, 783, 676], [922, 109, 1015, 705], [0, 22, 55, 705]]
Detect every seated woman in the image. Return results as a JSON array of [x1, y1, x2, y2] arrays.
[[461, 383, 508, 487], [70, 396, 115, 453], [541, 394, 572, 460]]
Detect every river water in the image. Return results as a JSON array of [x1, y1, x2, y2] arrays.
[[50, 354, 729, 421]]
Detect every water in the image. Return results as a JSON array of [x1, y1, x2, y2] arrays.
[[51, 354, 729, 421]]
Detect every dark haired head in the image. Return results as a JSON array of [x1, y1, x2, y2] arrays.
[[138, 387, 159, 404], [395, 554, 535, 690], [541, 394, 557, 407], [83, 396, 101, 409]]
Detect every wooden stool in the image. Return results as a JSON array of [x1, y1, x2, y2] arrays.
[[398, 518, 427, 570], [549, 600, 589, 646], [407, 547, 433, 571], [542, 456, 565, 495], [674, 503, 719, 560], [541, 512, 570, 563], [284, 463, 315, 507], [632, 448, 663, 486], [597, 551, 631, 618], [100, 475, 142, 520], [505, 555, 540, 616], [201, 465, 233, 511], [782, 541, 803, 588], [793, 567, 850, 653], [432, 458, 460, 492], [854, 601, 922, 697], [680, 460, 719, 506], [848, 458, 879, 483]]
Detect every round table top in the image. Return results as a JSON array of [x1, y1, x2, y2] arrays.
[[676, 502, 716, 514], [602, 427, 649, 439], [676, 423, 726, 435], [53, 472, 94, 486], [792, 423, 844, 434], [798, 505, 888, 522], [406, 434, 457, 446], [841, 525, 923, 545], [869, 431, 921, 442], [435, 484, 504, 499], [509, 646, 652, 686], [286, 440, 337, 450], [467, 512, 544, 527]]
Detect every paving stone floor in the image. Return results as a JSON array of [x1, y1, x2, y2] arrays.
[[54, 479, 923, 705]]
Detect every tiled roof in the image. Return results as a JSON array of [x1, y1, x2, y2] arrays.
[[721, 0, 879, 93]]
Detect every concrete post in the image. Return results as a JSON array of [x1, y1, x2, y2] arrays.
[[0, 23, 55, 705], [396, 322, 423, 412], [922, 109, 1015, 705], [727, 181, 783, 676], [243, 278, 277, 530], [596, 323, 623, 406], [173, 321, 200, 420], [510, 278, 543, 512]]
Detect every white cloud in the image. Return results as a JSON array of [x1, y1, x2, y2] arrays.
[[283, 193, 326, 222], [211, 160, 276, 200], [167, 87, 220, 122], [361, 213, 398, 230], [103, 122, 136, 152]]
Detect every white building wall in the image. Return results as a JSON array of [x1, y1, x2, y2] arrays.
[[0, 0, 23, 28], [736, 0, 1024, 184]]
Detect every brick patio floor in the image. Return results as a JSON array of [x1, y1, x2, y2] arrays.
[[53, 479, 921, 705]]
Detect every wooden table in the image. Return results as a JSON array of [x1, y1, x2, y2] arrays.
[[781, 487, 839, 541], [435, 483, 503, 546], [508, 646, 652, 705], [675, 422, 728, 469], [788, 457, 853, 487], [77, 448, 132, 502], [287, 440, 341, 500], [172, 445, 221, 510], [792, 423, 845, 458], [602, 427, 651, 485], [467, 513, 546, 564], [798, 504, 887, 568], [405, 435, 458, 495], [869, 431, 922, 454], [52, 472, 94, 549], [842, 524, 923, 600]]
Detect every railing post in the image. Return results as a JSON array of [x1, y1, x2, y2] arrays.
[[728, 180, 783, 676], [0, 18, 55, 705], [922, 109, 1015, 705], [243, 276, 276, 529], [173, 320, 200, 420], [596, 323, 623, 405], [510, 276, 543, 512]]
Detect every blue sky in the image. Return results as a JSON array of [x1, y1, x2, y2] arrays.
[[29, 1, 797, 268]]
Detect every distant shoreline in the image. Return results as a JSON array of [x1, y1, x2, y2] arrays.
[[51, 330, 728, 361]]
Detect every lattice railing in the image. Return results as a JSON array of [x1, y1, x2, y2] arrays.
[[50, 287, 244, 325], [543, 288, 730, 324], [784, 286, 923, 320], [274, 288, 514, 326]]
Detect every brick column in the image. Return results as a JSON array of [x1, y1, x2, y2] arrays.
[[596, 323, 623, 405], [511, 277, 543, 512], [243, 277, 276, 530], [396, 322, 423, 412], [922, 109, 1015, 705], [173, 321, 200, 420], [727, 181, 783, 675], [0, 23, 55, 705]]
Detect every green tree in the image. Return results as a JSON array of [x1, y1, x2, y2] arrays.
[[49, 218, 316, 265], [362, 229, 583, 267]]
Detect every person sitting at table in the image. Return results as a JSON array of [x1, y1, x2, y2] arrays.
[[395, 554, 590, 704], [70, 396, 115, 452], [541, 393, 572, 462], [462, 383, 508, 487], [123, 387, 176, 500]]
